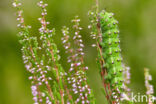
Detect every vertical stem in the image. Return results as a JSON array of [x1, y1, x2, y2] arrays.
[[96, 0, 99, 13], [47, 41, 64, 104], [30, 47, 43, 104], [30, 46, 55, 101], [94, 1, 113, 103]]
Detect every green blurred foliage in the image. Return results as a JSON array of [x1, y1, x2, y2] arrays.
[[0, 0, 156, 104]]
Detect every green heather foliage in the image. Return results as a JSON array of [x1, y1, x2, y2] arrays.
[[12, 0, 156, 104]]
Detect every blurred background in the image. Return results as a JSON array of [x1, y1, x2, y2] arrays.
[[0, 0, 156, 104]]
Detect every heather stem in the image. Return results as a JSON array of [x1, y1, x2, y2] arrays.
[[96, 0, 99, 13], [94, 8, 113, 104]]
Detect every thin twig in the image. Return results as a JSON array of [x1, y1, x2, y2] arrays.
[[94, 1, 113, 103], [96, 0, 99, 13], [30, 46, 55, 101]]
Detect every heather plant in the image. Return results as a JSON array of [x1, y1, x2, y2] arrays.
[[144, 68, 155, 104], [13, 0, 156, 104]]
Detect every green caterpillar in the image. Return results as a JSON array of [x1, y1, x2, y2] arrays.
[[99, 10, 123, 96]]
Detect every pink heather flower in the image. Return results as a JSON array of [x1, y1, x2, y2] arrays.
[[72, 83, 76, 88], [82, 100, 85, 104], [80, 44, 84, 47], [78, 48, 83, 51], [79, 39, 83, 42], [74, 91, 78, 94], [76, 98, 80, 102], [78, 35, 81, 38], [67, 59, 71, 63], [75, 32, 78, 35], [80, 93, 83, 96], [85, 67, 88, 70], [31, 86, 38, 97], [67, 102, 70, 104], [86, 100, 90, 104], [73, 79, 76, 83], [76, 62, 81, 66], [65, 46, 69, 49], [12, 2, 17, 7], [92, 44, 96, 47], [67, 77, 70, 80], [45, 81, 48, 84], [68, 81, 71, 84], [149, 75, 152, 80], [48, 77, 52, 80], [31, 86, 37, 90], [80, 52, 84, 55], [73, 36, 76, 40], [84, 78, 87, 81], [88, 25, 92, 29], [71, 63, 74, 67], [38, 82, 42, 85], [25, 64, 31, 70], [33, 97, 38, 102], [79, 27, 82, 30], [62, 40, 66, 43], [29, 76, 33, 80]]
